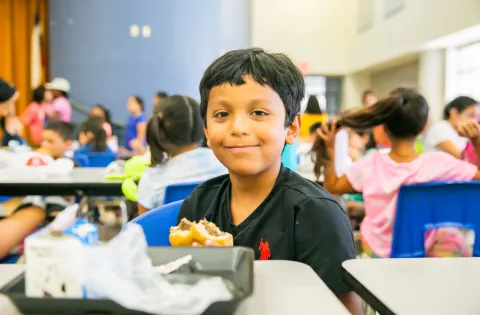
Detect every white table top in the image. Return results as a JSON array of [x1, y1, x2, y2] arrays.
[[343, 258, 480, 315], [0, 168, 123, 196], [0, 261, 348, 315], [0, 265, 23, 315], [0, 168, 115, 184], [237, 261, 349, 315]]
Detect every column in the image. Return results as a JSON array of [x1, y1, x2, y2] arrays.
[[418, 49, 446, 122]]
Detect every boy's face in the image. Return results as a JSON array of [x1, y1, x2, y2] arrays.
[[41, 130, 72, 159], [204, 76, 299, 176]]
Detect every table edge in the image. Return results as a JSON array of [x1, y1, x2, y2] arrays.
[[342, 263, 396, 315]]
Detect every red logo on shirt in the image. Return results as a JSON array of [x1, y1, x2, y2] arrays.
[[26, 157, 48, 167], [259, 238, 271, 260]]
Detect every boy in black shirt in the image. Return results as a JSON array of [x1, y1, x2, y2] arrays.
[[178, 48, 361, 314]]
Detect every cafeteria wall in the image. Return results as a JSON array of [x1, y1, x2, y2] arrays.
[[48, 0, 251, 123], [350, 0, 480, 72], [370, 61, 419, 99], [251, 0, 355, 76], [252, 0, 480, 118]]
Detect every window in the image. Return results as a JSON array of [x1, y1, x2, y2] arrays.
[[446, 42, 480, 102], [301, 76, 343, 115]]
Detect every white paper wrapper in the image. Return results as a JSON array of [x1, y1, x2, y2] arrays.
[[0, 151, 74, 180]]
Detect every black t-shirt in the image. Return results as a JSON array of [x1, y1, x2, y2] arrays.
[[178, 165, 356, 295]]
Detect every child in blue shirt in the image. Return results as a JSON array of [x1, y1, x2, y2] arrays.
[[124, 95, 147, 154]]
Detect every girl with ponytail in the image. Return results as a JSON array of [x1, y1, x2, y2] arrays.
[[314, 88, 480, 258], [136, 95, 226, 215]]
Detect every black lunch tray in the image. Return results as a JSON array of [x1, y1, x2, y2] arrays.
[[1, 247, 254, 315]]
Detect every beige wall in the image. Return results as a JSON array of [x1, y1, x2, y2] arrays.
[[251, 0, 354, 75], [342, 71, 371, 108], [252, 0, 480, 114], [370, 60, 419, 98], [252, 0, 480, 75], [350, 0, 480, 72]]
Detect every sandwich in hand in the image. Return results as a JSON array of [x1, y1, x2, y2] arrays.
[[169, 218, 233, 247]]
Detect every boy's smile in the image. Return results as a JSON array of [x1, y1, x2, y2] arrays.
[[204, 76, 299, 176]]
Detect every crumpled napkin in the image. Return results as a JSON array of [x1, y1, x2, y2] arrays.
[[75, 224, 232, 315]]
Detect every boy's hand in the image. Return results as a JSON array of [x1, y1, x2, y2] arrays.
[[456, 120, 480, 146]]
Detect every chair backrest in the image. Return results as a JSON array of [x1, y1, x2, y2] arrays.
[[129, 200, 183, 246], [73, 154, 89, 167], [391, 181, 480, 258], [164, 181, 202, 204], [85, 152, 116, 167]]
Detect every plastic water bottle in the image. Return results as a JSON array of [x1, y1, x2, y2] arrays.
[[8, 140, 20, 152]]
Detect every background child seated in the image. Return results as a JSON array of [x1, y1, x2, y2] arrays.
[[0, 136, 75, 262], [75, 117, 112, 155], [90, 104, 112, 138], [41, 121, 74, 159], [89, 105, 118, 153], [136, 95, 227, 214], [315, 88, 480, 258]]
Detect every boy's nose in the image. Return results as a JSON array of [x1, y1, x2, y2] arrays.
[[230, 114, 250, 136]]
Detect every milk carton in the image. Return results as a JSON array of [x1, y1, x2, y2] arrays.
[[25, 205, 98, 298]]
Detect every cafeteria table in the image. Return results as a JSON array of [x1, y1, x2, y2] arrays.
[[0, 168, 123, 196], [0, 261, 349, 315], [343, 257, 480, 315]]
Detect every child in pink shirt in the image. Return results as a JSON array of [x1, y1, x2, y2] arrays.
[[46, 78, 72, 123], [314, 88, 480, 258], [20, 86, 52, 145]]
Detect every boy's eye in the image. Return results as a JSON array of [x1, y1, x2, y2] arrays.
[[252, 110, 268, 117], [213, 111, 229, 118]]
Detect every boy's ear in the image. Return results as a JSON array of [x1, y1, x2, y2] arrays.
[[65, 140, 73, 148], [203, 127, 211, 148], [285, 114, 301, 145]]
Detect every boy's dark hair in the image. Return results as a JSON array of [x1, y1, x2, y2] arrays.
[[156, 91, 168, 99], [362, 89, 374, 105], [199, 48, 305, 126], [312, 88, 428, 178], [33, 86, 46, 104], [305, 95, 322, 114], [92, 104, 111, 124], [133, 95, 144, 112], [78, 117, 107, 152], [443, 96, 478, 119], [44, 121, 74, 140], [147, 95, 203, 166]]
